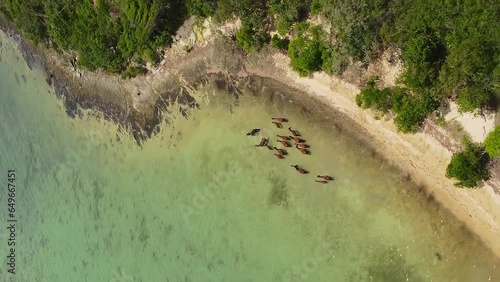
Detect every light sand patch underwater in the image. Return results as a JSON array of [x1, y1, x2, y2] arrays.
[[1, 30, 499, 281]]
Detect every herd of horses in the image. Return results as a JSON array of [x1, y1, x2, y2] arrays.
[[247, 118, 335, 184]]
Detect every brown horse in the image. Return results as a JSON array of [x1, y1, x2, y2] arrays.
[[289, 136, 305, 143], [272, 117, 288, 122], [278, 140, 291, 147], [291, 165, 308, 174], [277, 135, 291, 140], [255, 138, 268, 147], [315, 180, 328, 184], [273, 147, 287, 155], [296, 143, 310, 148], [272, 122, 283, 129], [317, 175, 334, 180], [246, 128, 260, 136], [275, 153, 284, 159], [295, 145, 311, 155], [288, 127, 300, 136]]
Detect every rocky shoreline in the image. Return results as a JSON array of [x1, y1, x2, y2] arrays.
[[1, 14, 211, 146], [0, 16, 356, 147]]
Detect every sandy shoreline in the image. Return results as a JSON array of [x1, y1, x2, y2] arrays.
[[1, 16, 500, 257], [247, 54, 500, 257]]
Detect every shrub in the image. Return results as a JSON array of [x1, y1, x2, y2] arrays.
[[439, 33, 497, 112], [288, 36, 322, 77], [235, 25, 254, 51], [355, 87, 393, 112], [484, 126, 500, 158], [236, 24, 268, 52], [400, 34, 445, 91], [446, 141, 490, 188], [276, 18, 293, 36], [356, 85, 439, 133], [321, 47, 347, 75], [392, 91, 439, 133], [186, 0, 216, 17], [213, 0, 234, 22], [121, 66, 147, 79], [294, 21, 310, 36], [310, 0, 322, 15], [2, 0, 47, 43], [268, 0, 308, 35], [435, 116, 446, 127], [456, 85, 492, 113], [3, 0, 187, 74], [271, 35, 289, 50]]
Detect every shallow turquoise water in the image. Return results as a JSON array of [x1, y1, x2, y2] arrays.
[[1, 30, 499, 282]]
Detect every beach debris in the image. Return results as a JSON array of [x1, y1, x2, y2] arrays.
[[246, 128, 260, 136], [291, 164, 308, 174], [288, 127, 300, 136], [272, 117, 288, 122], [255, 138, 269, 147], [272, 122, 283, 128]]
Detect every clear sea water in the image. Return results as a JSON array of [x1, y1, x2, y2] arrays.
[[0, 30, 499, 282]]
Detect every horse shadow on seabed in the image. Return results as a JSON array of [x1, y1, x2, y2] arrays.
[[110, 267, 135, 282]]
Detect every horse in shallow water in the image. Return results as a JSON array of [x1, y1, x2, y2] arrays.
[[291, 165, 308, 174], [317, 175, 334, 180], [272, 122, 283, 128], [288, 127, 300, 136], [255, 138, 268, 147], [278, 140, 291, 147], [272, 117, 288, 122], [295, 145, 310, 155], [273, 147, 287, 155], [275, 153, 284, 159], [289, 136, 305, 143], [246, 128, 260, 136]]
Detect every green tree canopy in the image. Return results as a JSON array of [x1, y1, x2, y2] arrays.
[[268, 0, 310, 35], [446, 141, 490, 188], [484, 126, 500, 158], [288, 36, 322, 76], [270, 34, 289, 50], [2, 0, 187, 75]]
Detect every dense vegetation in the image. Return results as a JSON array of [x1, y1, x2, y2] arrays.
[[350, 0, 498, 130], [484, 126, 500, 158], [3, 1, 497, 98], [1, 0, 187, 76], [356, 81, 439, 133], [446, 139, 490, 188]]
